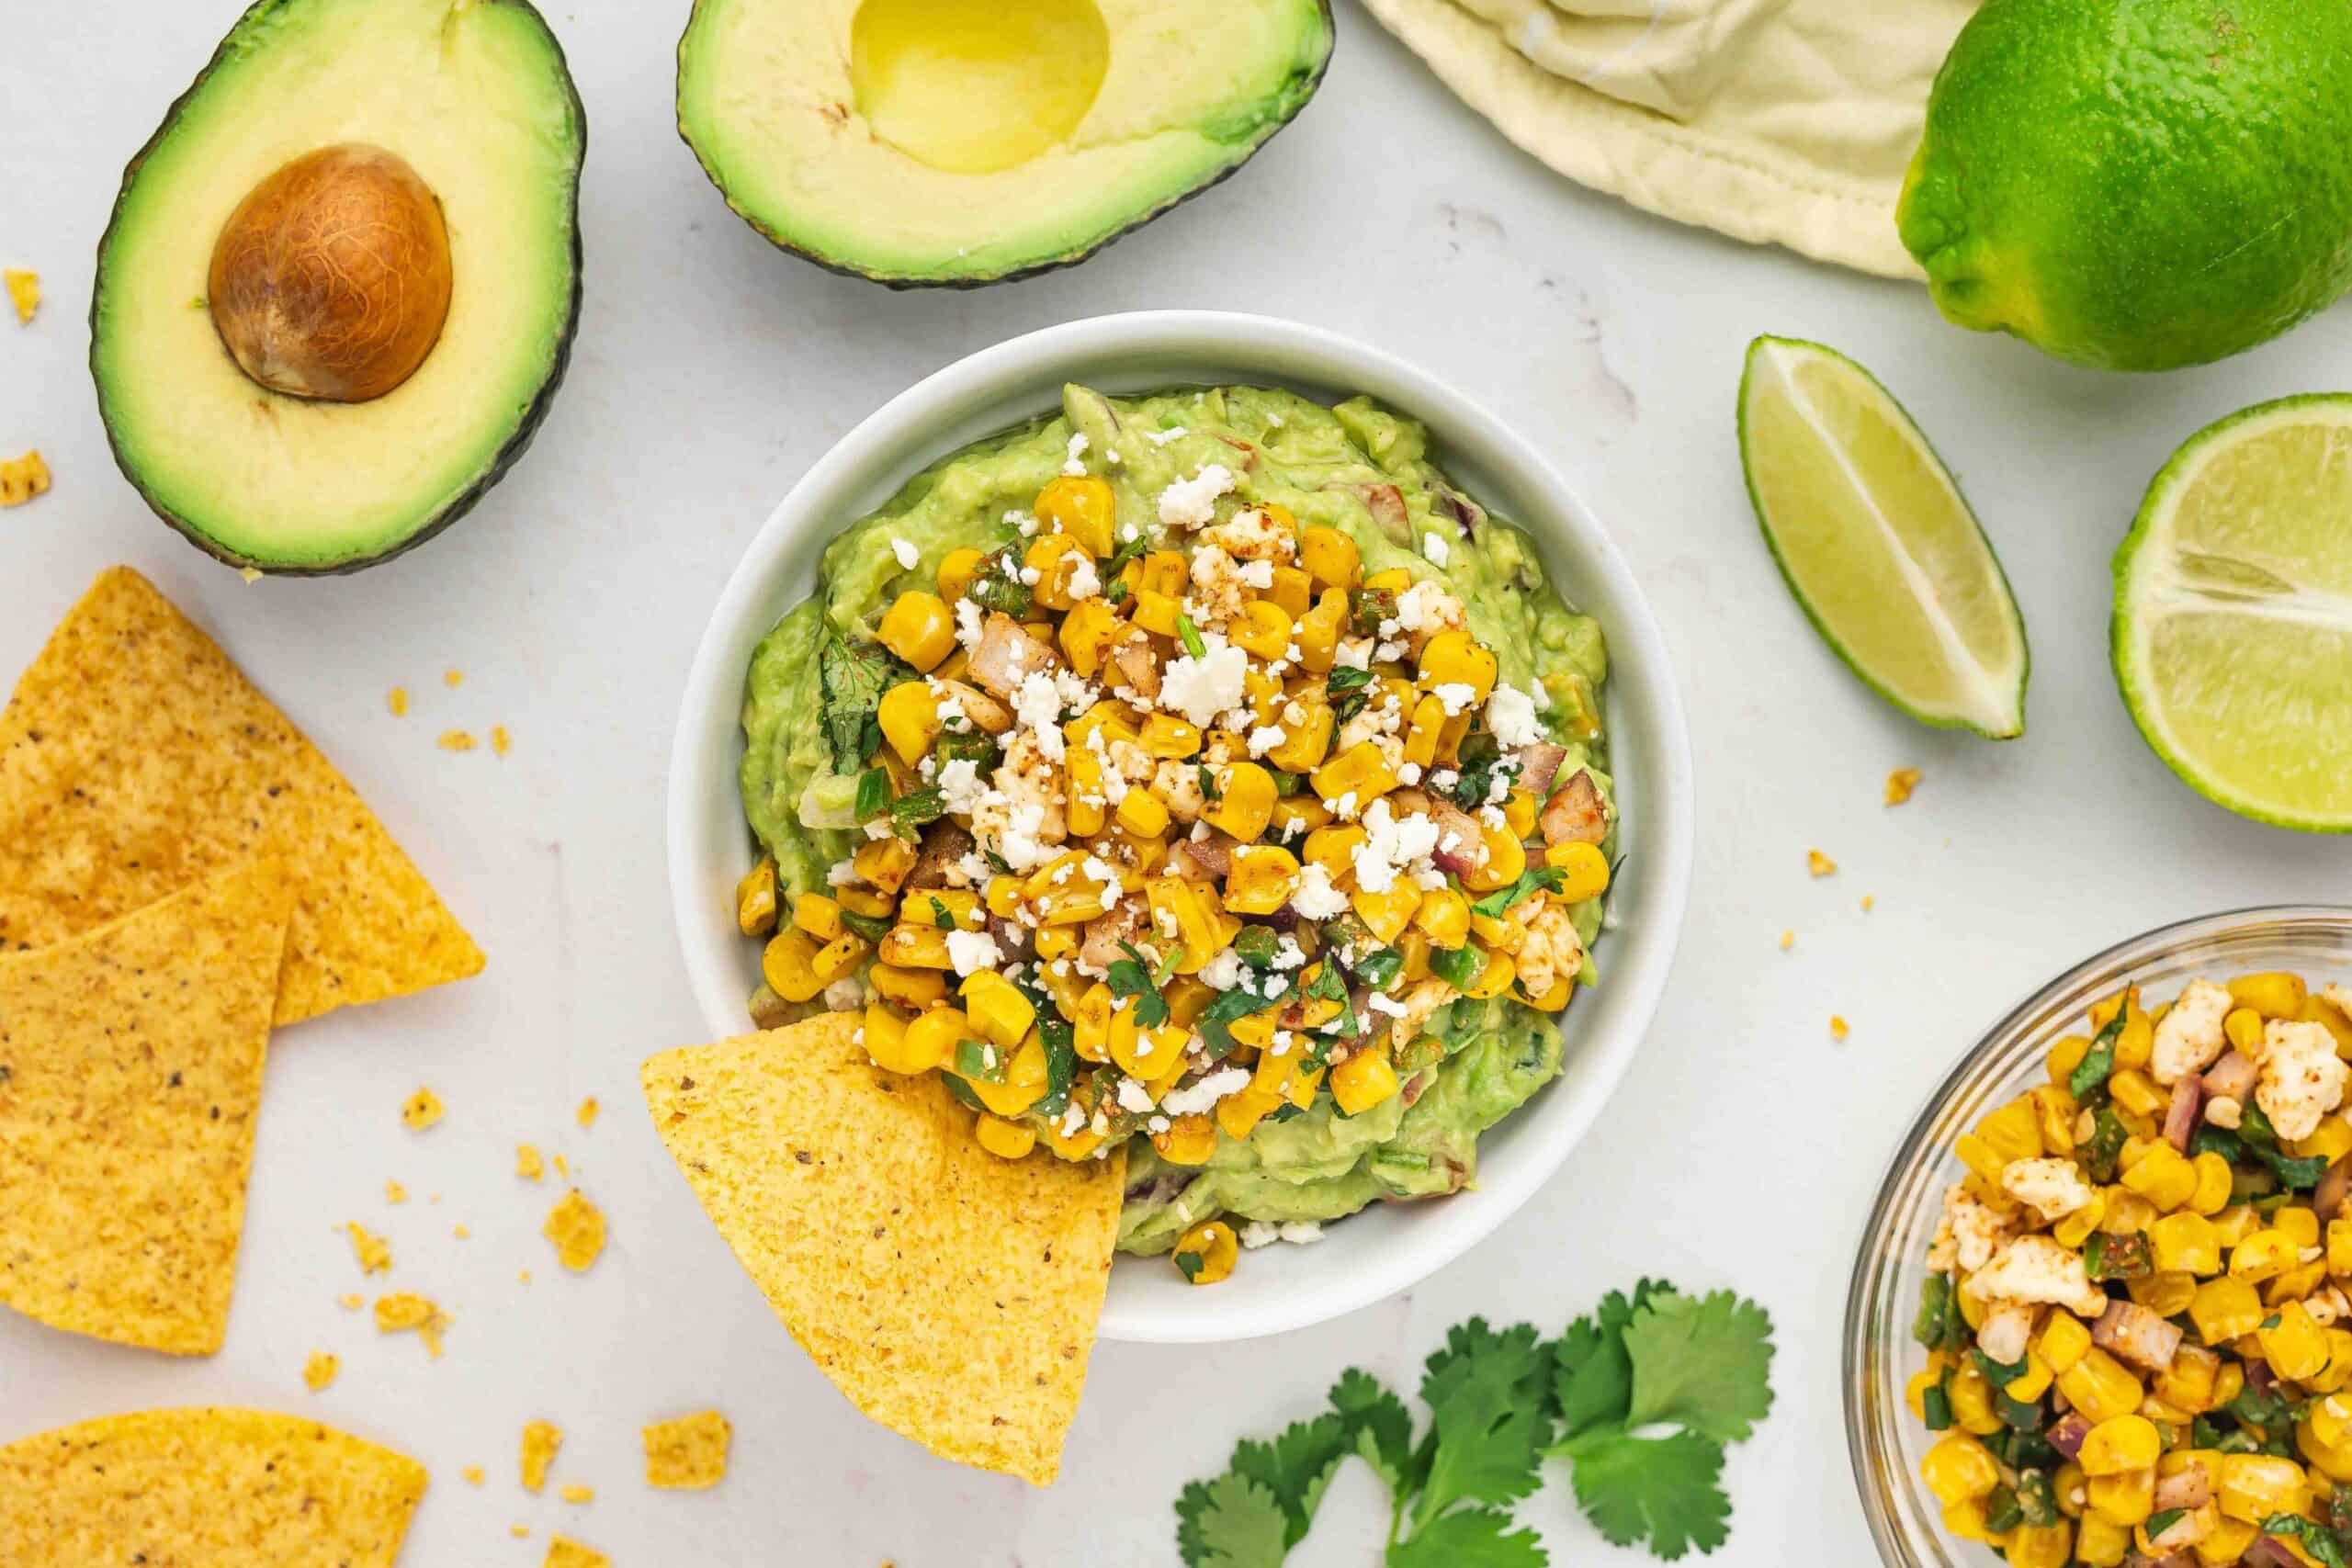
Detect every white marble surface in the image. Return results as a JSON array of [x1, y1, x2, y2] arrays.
[[6, 5, 2352, 1564]]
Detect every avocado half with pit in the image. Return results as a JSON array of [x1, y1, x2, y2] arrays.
[[91, 0, 585, 574], [676, 0, 1335, 287]]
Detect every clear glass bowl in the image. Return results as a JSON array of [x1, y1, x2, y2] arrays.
[[1844, 906, 2352, 1566]]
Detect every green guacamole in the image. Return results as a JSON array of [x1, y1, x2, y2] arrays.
[[739, 383, 1616, 1252]]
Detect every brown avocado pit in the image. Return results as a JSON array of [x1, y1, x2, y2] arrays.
[[206, 142, 452, 403]]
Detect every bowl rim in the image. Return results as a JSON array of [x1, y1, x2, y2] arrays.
[[665, 309, 1697, 1343], [1842, 903, 2352, 1565]]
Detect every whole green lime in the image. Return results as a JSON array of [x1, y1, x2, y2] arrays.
[[1899, 0, 2352, 372]]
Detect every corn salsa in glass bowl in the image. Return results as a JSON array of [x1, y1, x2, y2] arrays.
[[729, 380, 1621, 1285], [1848, 909, 2352, 1568]]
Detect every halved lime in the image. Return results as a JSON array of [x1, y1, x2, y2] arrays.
[[2113, 395, 2352, 832], [1738, 336, 2028, 739]]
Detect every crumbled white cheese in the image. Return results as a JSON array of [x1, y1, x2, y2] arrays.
[[1431, 682, 1477, 717], [936, 758, 987, 818], [2000, 1157, 2095, 1223], [2259, 1019, 2348, 1142], [944, 930, 1002, 977], [1351, 797, 1440, 895], [1486, 684, 1543, 748], [1158, 464, 1237, 528], [825, 860, 857, 886], [1013, 671, 1066, 761], [1290, 863, 1350, 919], [823, 977, 865, 1011], [1065, 555, 1102, 603], [1421, 532, 1450, 568], [1115, 1077, 1156, 1114], [1239, 559, 1275, 590], [1161, 1066, 1250, 1115], [1063, 433, 1090, 476], [1146, 425, 1188, 446], [954, 596, 984, 649], [1160, 637, 1250, 727], [2151, 978, 2232, 1085], [1238, 1219, 1327, 1249], [1393, 581, 1458, 634], [890, 536, 920, 570], [1247, 725, 1286, 758]]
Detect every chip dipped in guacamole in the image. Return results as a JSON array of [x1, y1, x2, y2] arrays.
[[735, 383, 1618, 1283]]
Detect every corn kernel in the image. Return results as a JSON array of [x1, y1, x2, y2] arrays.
[[895, 1007, 967, 1075], [1299, 525, 1360, 588], [2056, 1348, 2144, 1424], [2149, 1212, 2222, 1276], [1920, 1434, 2001, 1506], [1035, 474, 1116, 557], [1140, 714, 1203, 759], [974, 1113, 1036, 1159], [760, 931, 824, 1002], [1204, 761, 1278, 841], [2230, 1228, 2301, 1282], [2189, 1276, 2266, 1343], [877, 591, 956, 671], [735, 857, 779, 936], [1225, 845, 1302, 915], [1417, 630, 1497, 701], [869, 963, 944, 1008], [2216, 1454, 2308, 1524], [2080, 1416, 2161, 1477], [2086, 1465, 2154, 1528], [1172, 1219, 1238, 1285], [1152, 1113, 1217, 1168], [2231, 971, 2309, 1021], [2038, 1311, 2094, 1375], [1330, 1045, 1399, 1115]]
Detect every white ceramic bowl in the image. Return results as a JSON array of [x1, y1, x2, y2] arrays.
[[668, 311, 1695, 1343]]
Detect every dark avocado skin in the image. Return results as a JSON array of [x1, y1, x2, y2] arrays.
[[88, 0, 587, 577], [674, 0, 1335, 289]]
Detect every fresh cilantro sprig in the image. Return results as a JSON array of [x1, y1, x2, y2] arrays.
[[1175, 1283, 1775, 1567], [819, 629, 908, 775], [1471, 866, 1566, 919], [1107, 941, 1178, 1028]]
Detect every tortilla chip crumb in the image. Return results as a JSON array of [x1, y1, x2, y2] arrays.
[[4, 268, 38, 324], [373, 1292, 449, 1357], [554, 1154, 571, 1179], [517, 1144, 546, 1180], [519, 1269, 532, 1283], [303, 1350, 339, 1392], [643, 1411, 731, 1490], [545, 1538, 608, 1568], [521, 1419, 563, 1492], [543, 1190, 606, 1272], [401, 1088, 443, 1130], [576, 1097, 599, 1129], [560, 1483, 594, 1504], [346, 1222, 392, 1276], [492, 725, 512, 757], [1, 449, 51, 507], [1884, 767, 1923, 807], [1778, 931, 1793, 952], [513, 1525, 532, 1539], [454, 1224, 470, 1239], [1830, 1015, 1851, 1043], [386, 1179, 408, 1204], [463, 1465, 485, 1486], [437, 730, 476, 752], [444, 669, 463, 689], [1861, 894, 1877, 912], [387, 686, 409, 717], [1806, 849, 1837, 877], [339, 1292, 364, 1310]]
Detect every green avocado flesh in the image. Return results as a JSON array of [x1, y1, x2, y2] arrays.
[[92, 0, 584, 572], [739, 383, 1616, 1242], [676, 0, 1334, 285]]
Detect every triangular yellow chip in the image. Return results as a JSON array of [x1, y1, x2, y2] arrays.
[[0, 860, 288, 1353], [0, 1407, 427, 1566], [0, 567, 482, 1025], [641, 1014, 1124, 1484]]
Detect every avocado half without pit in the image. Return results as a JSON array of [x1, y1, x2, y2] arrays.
[[677, 0, 1335, 287], [91, 0, 585, 575]]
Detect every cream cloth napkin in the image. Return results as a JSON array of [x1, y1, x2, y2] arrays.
[[1361, 0, 1978, 277]]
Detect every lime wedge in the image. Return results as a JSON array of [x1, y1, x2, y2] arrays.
[[1738, 336, 2029, 739], [2113, 395, 2352, 832]]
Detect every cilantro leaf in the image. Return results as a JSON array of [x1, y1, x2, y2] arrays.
[[1471, 866, 1565, 919], [1329, 1368, 1414, 1495], [1176, 1471, 1290, 1568], [1386, 1507, 1548, 1568], [819, 631, 904, 774], [1230, 1414, 1352, 1548], [1566, 1431, 1731, 1561], [1623, 1291, 1777, 1443], [1550, 1279, 1675, 1441], [1108, 941, 1172, 1028], [1412, 1319, 1555, 1526], [2266, 1516, 2352, 1568]]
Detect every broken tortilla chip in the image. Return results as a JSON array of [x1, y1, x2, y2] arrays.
[[640, 1014, 1124, 1485], [642, 1410, 731, 1491], [0, 859, 289, 1354], [0, 567, 482, 1026], [0, 1406, 427, 1566], [544, 1538, 607, 1568]]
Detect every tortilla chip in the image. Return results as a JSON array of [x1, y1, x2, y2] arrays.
[[544, 1538, 608, 1568], [642, 1411, 731, 1490], [0, 1406, 427, 1566], [0, 567, 483, 1026], [0, 859, 289, 1354], [543, 1190, 605, 1271], [521, 1419, 562, 1492], [303, 1351, 339, 1393], [639, 1015, 1124, 1485]]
